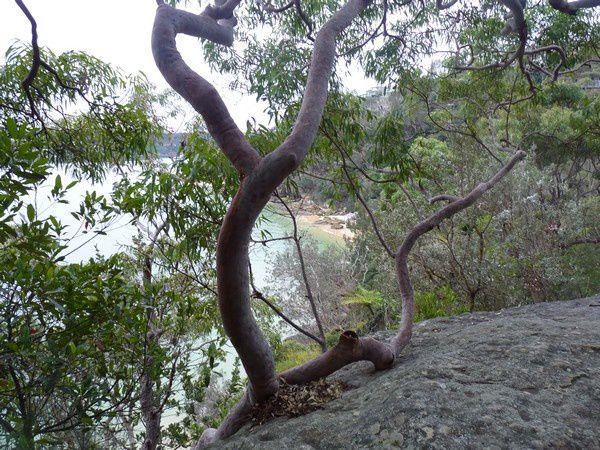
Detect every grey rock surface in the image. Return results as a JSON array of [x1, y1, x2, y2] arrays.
[[214, 297, 600, 449]]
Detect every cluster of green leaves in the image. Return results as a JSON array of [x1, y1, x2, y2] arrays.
[[413, 285, 467, 322], [273, 340, 321, 372], [0, 44, 161, 181], [0, 42, 214, 447], [0, 249, 144, 447], [525, 82, 600, 165], [0, 117, 150, 447], [348, 68, 599, 318]]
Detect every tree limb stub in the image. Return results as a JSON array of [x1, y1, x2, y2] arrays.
[[280, 331, 394, 385]]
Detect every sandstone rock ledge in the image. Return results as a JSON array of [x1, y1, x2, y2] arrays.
[[212, 297, 600, 449]]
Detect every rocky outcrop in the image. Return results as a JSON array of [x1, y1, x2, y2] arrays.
[[212, 297, 600, 449]]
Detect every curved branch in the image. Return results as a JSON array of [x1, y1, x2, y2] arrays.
[[392, 151, 526, 356], [15, 0, 40, 89], [277, 194, 328, 351], [151, 4, 261, 177], [263, 1, 296, 13], [294, 0, 315, 40], [524, 45, 567, 80], [454, 0, 529, 89], [249, 259, 325, 347], [429, 194, 459, 204], [279, 331, 394, 384], [548, 0, 600, 14], [15, 0, 43, 124], [436, 0, 459, 9]]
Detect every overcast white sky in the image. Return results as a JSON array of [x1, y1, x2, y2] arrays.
[[0, 0, 376, 130]]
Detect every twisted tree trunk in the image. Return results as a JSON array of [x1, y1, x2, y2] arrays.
[[151, 1, 527, 446], [152, 0, 373, 405]]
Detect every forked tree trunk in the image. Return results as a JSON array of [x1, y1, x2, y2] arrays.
[[152, 0, 373, 404], [151, 1, 527, 447]]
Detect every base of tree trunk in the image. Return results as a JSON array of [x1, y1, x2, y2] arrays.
[[196, 331, 394, 447]]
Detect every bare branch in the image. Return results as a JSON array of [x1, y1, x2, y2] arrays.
[[561, 238, 600, 249], [279, 330, 394, 384], [559, 58, 600, 76], [263, 0, 295, 13], [276, 194, 328, 351], [15, 0, 40, 90], [429, 194, 459, 204], [548, 0, 600, 14], [152, 4, 261, 177], [294, 0, 315, 40], [252, 289, 326, 346], [392, 151, 526, 356], [339, 152, 396, 259], [319, 125, 396, 258], [248, 258, 325, 346], [436, 0, 459, 10]]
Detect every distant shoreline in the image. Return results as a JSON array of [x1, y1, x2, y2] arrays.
[[269, 197, 355, 243]]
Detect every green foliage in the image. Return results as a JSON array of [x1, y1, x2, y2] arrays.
[[1, 0, 599, 446], [0, 41, 230, 446], [414, 286, 467, 322], [0, 43, 160, 181], [525, 91, 600, 166], [0, 247, 144, 447], [274, 340, 321, 373], [324, 330, 342, 349], [342, 286, 384, 311]]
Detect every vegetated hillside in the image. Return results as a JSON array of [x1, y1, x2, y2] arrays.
[[213, 297, 600, 449]]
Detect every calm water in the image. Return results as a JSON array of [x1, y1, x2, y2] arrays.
[[33, 167, 338, 286]]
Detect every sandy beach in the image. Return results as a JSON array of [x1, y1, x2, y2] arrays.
[[295, 213, 355, 240], [270, 197, 355, 242]]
